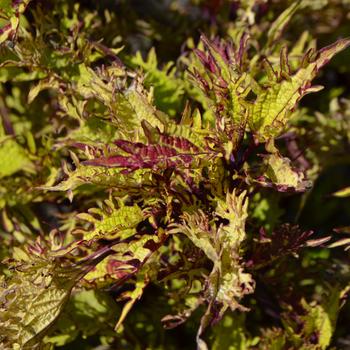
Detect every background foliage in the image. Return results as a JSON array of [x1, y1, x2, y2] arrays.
[[1, 1, 350, 349]]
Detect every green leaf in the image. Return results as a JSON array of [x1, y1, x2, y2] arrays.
[[282, 286, 348, 349], [213, 190, 254, 309], [256, 328, 286, 350], [130, 48, 185, 116], [41, 162, 152, 196], [211, 314, 258, 350], [0, 246, 84, 349], [267, 2, 300, 47], [0, 138, 33, 178], [114, 266, 150, 331], [70, 64, 164, 139], [76, 200, 144, 241], [45, 289, 118, 347], [248, 38, 350, 140], [0, 0, 31, 45], [171, 191, 254, 348], [262, 153, 308, 191], [170, 210, 218, 263], [333, 186, 350, 197], [28, 77, 60, 104]]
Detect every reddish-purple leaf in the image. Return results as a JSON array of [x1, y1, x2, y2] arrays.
[[84, 141, 196, 171]]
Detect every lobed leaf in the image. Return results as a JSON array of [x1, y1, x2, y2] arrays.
[[0, 0, 31, 45], [0, 246, 84, 349], [76, 200, 144, 241]]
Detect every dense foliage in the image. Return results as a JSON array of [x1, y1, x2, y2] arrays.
[[1, 1, 350, 349]]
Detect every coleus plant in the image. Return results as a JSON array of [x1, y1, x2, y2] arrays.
[[0, 1, 350, 349]]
